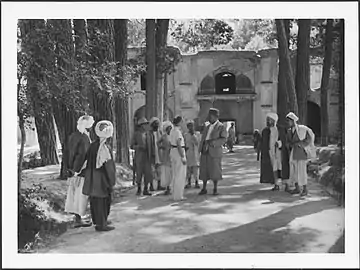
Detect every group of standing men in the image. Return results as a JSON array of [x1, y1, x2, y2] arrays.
[[131, 108, 228, 201], [258, 111, 316, 197]]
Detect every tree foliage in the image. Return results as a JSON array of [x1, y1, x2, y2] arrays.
[[169, 19, 234, 53]]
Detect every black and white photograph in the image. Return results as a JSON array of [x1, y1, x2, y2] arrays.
[[2, 1, 359, 268]]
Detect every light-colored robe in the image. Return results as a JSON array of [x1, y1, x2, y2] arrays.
[[169, 126, 186, 200]]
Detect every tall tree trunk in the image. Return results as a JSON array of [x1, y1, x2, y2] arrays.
[[338, 19, 344, 154], [73, 19, 90, 112], [145, 19, 157, 119], [155, 19, 169, 123], [18, 114, 26, 192], [276, 19, 298, 116], [87, 19, 113, 122], [48, 19, 79, 179], [163, 73, 169, 121], [295, 19, 311, 124], [320, 19, 334, 146], [17, 76, 26, 192], [277, 19, 291, 127], [114, 19, 130, 165], [21, 19, 59, 165]]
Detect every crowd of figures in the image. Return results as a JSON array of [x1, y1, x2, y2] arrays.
[[62, 108, 315, 233]]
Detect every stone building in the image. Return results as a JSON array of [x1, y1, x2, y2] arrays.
[[129, 47, 341, 141]]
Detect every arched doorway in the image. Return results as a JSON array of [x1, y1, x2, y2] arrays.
[[215, 72, 236, 95], [307, 101, 321, 142]]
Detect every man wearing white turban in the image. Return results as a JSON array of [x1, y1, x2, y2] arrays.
[[158, 121, 173, 195], [65, 115, 94, 228], [82, 120, 116, 232], [184, 119, 201, 189], [259, 112, 282, 191], [286, 112, 316, 196]]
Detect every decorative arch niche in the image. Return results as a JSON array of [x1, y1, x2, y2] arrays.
[[236, 74, 253, 92], [199, 75, 215, 95]]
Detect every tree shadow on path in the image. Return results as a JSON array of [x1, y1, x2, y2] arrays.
[[151, 198, 338, 253]]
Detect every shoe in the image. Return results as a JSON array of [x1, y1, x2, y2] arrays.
[[300, 190, 308, 197], [284, 185, 290, 193], [290, 188, 300, 195], [213, 190, 219, 196], [199, 189, 207, 195], [271, 185, 280, 191], [95, 225, 115, 232], [74, 221, 92, 228], [149, 186, 155, 192], [136, 189, 141, 196], [143, 190, 152, 196], [164, 190, 171, 195], [184, 183, 191, 189], [195, 183, 201, 189], [157, 186, 166, 191]]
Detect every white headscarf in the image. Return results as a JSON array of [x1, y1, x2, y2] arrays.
[[266, 112, 279, 124], [77, 115, 95, 134], [286, 112, 299, 122], [95, 120, 114, 169], [162, 121, 173, 133]]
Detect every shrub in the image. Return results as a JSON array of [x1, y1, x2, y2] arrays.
[[18, 183, 47, 251]]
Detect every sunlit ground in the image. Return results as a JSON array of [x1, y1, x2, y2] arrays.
[[41, 145, 344, 254]]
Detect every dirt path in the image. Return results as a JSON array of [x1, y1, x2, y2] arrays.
[[39, 145, 344, 253]]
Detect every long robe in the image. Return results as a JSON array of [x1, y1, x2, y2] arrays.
[[260, 127, 275, 184], [169, 126, 186, 200], [278, 125, 290, 181], [199, 121, 227, 182], [82, 140, 116, 227], [64, 131, 91, 216], [158, 133, 172, 187]]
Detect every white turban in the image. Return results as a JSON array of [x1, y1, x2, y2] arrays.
[[94, 120, 113, 169], [286, 112, 299, 122], [149, 117, 160, 126], [95, 120, 114, 139], [266, 112, 279, 123], [162, 121, 173, 132], [204, 121, 210, 126], [77, 115, 94, 134]]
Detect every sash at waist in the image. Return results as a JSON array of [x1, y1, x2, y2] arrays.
[[171, 145, 185, 148]]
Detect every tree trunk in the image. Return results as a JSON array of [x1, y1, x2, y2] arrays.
[[48, 19, 78, 179], [277, 19, 291, 127], [114, 19, 130, 165], [320, 19, 334, 146], [73, 19, 90, 112], [87, 19, 113, 122], [276, 19, 298, 116], [145, 19, 157, 119], [338, 19, 344, 154], [22, 19, 59, 165], [295, 19, 311, 124], [163, 74, 169, 121], [155, 19, 169, 123]]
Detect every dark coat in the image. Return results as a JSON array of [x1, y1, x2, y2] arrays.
[[82, 140, 116, 198], [67, 131, 91, 177], [260, 127, 275, 184], [278, 125, 290, 180]]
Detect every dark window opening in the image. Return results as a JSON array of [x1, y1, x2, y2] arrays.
[[215, 72, 236, 95], [140, 72, 146, 91]]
